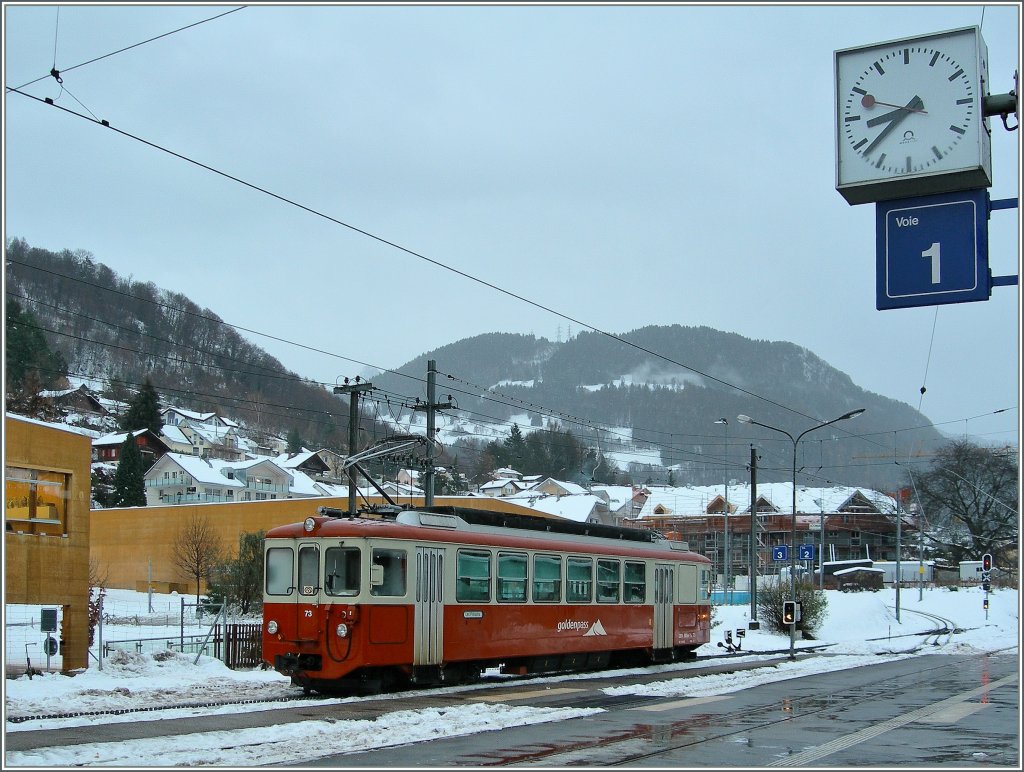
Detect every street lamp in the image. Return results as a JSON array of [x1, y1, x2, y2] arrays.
[[737, 408, 865, 660], [714, 418, 730, 604]]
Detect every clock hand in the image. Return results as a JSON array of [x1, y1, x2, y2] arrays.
[[863, 96, 923, 155], [861, 94, 928, 114], [865, 96, 925, 128]]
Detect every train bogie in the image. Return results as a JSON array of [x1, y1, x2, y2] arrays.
[[262, 506, 712, 694]]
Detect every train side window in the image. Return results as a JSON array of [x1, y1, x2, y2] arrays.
[[566, 557, 593, 603], [370, 548, 407, 597], [265, 547, 294, 596], [324, 547, 360, 596], [624, 561, 646, 603], [298, 545, 320, 596], [497, 552, 528, 603], [456, 549, 491, 602], [532, 554, 562, 603], [597, 559, 620, 603]]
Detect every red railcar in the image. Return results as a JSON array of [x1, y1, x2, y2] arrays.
[[261, 506, 712, 694]]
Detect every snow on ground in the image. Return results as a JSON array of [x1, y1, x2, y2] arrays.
[[3, 586, 1018, 767]]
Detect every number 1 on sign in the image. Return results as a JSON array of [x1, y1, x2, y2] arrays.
[[922, 242, 941, 284]]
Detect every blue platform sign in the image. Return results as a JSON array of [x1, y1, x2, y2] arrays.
[[876, 189, 990, 310], [772, 546, 789, 562], [798, 544, 815, 561]]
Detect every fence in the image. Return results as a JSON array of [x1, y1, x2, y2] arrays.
[[102, 623, 263, 669]]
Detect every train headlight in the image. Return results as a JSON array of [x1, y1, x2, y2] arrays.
[[303, 517, 316, 533], [267, 620, 279, 635], [335, 623, 349, 638]]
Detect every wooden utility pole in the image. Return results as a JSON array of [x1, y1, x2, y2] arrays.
[[413, 360, 453, 506], [333, 378, 373, 515]]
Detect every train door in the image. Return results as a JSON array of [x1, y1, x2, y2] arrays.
[[295, 542, 321, 641], [653, 563, 674, 650], [414, 546, 445, 666]]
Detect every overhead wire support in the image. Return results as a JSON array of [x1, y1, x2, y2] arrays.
[[413, 360, 455, 506], [333, 377, 374, 515]]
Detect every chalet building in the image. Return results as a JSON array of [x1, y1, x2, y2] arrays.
[[41, 384, 108, 418], [143, 452, 334, 506], [274, 449, 331, 478], [92, 429, 171, 466], [627, 483, 912, 587]]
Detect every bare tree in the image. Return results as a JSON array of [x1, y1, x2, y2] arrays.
[[172, 514, 224, 603], [914, 440, 1019, 566]]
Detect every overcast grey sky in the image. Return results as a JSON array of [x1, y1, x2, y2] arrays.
[[4, 2, 1020, 446]]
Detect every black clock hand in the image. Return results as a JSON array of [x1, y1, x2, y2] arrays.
[[863, 95, 923, 155]]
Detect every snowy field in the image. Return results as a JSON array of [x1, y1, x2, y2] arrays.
[[3, 585, 1018, 767]]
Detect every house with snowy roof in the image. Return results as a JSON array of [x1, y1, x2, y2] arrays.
[[628, 482, 907, 585], [92, 429, 171, 465]]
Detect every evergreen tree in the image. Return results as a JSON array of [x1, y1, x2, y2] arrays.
[[286, 427, 305, 455], [5, 299, 67, 392], [121, 377, 162, 433], [112, 434, 147, 507]]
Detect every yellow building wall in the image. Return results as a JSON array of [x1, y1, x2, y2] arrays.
[[91, 495, 545, 592], [4, 416, 92, 672]]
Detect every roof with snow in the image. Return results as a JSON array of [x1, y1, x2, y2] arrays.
[[636, 482, 897, 520]]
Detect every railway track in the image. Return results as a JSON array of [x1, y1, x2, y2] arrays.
[[860, 606, 960, 650], [5, 647, 822, 725]]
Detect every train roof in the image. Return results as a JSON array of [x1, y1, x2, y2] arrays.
[[266, 504, 708, 561]]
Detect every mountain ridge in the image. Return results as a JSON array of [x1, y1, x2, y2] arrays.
[[6, 238, 944, 490]]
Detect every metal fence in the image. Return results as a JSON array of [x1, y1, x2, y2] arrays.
[[102, 623, 263, 669]]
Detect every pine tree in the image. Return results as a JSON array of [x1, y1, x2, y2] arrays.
[[112, 434, 147, 507], [286, 427, 305, 455], [5, 299, 67, 392], [121, 377, 162, 433]]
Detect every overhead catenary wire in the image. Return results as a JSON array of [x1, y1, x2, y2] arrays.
[[6, 88, 866, 436]]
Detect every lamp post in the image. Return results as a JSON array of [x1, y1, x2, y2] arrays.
[[737, 408, 865, 660], [714, 418, 730, 603]]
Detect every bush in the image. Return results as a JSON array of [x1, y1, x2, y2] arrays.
[[757, 577, 828, 636]]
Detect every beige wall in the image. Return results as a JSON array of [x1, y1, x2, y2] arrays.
[[5, 416, 92, 672], [91, 496, 544, 592]]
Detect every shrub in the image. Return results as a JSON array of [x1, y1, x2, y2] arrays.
[[757, 577, 828, 636]]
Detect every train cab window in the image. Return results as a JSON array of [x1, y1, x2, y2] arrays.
[[456, 549, 491, 603], [298, 545, 319, 596], [265, 547, 294, 596], [324, 547, 360, 596], [532, 554, 562, 603], [700, 568, 712, 598], [370, 548, 407, 597], [566, 557, 593, 603], [497, 552, 528, 603], [596, 559, 621, 603], [624, 561, 646, 603]]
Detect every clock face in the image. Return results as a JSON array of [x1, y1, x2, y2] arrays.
[[835, 27, 991, 204]]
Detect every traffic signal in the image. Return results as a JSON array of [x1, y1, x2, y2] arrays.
[[782, 601, 796, 625], [982, 553, 993, 572], [982, 581, 991, 592]]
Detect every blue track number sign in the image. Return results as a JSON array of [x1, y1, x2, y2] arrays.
[[772, 546, 789, 562], [875, 189, 990, 310]]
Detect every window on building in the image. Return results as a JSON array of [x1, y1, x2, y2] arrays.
[[4, 467, 69, 536], [850, 531, 861, 545]]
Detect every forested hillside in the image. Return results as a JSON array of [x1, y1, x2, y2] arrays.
[[6, 238, 350, 450], [6, 238, 944, 490]]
